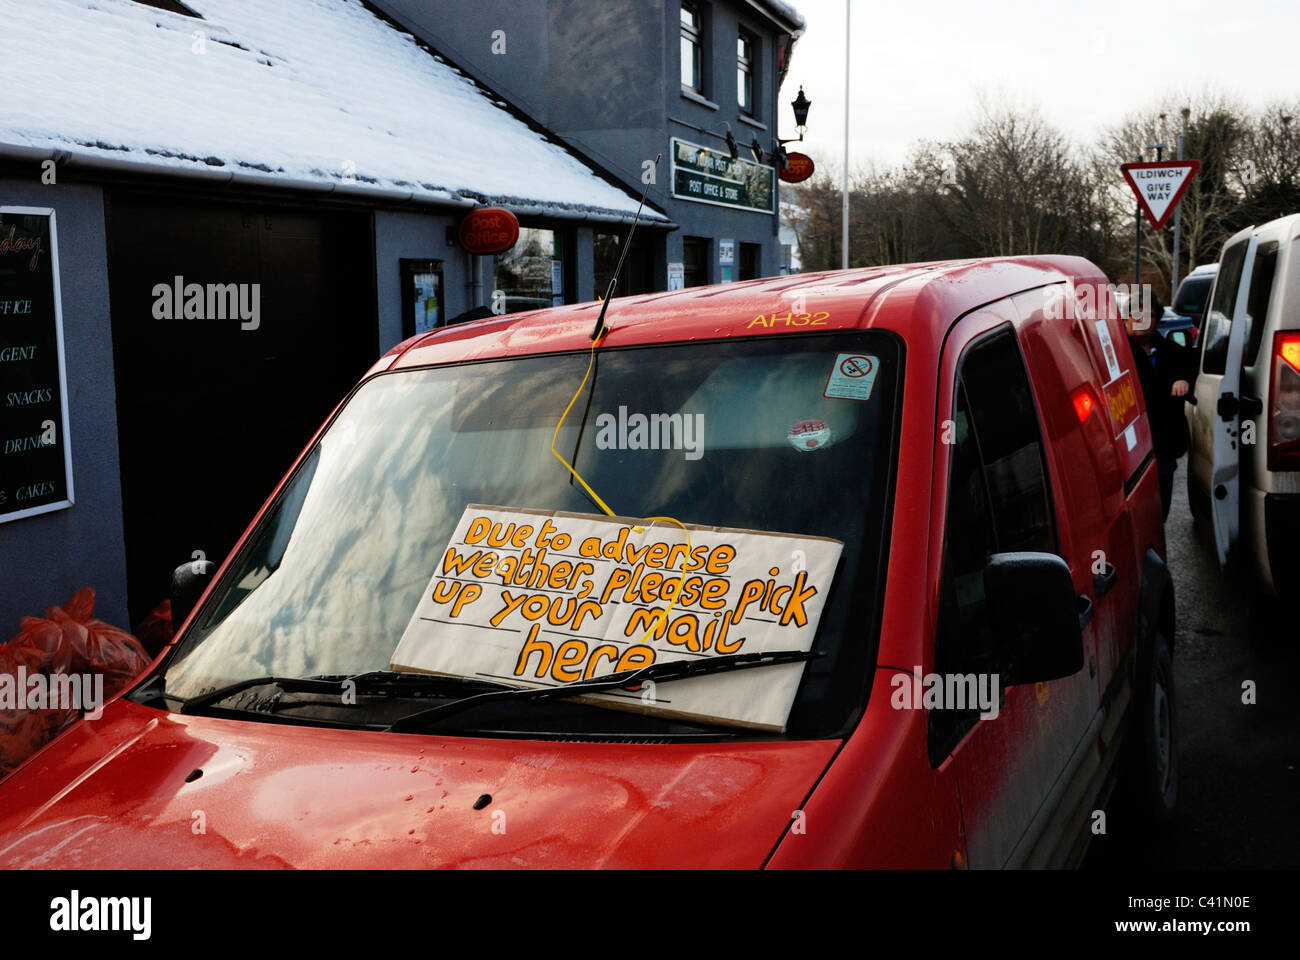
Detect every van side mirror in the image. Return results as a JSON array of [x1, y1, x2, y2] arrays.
[[984, 552, 1084, 687], [171, 559, 216, 628]]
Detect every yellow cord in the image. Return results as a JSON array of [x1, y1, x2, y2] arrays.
[[550, 337, 618, 518], [550, 335, 690, 642]]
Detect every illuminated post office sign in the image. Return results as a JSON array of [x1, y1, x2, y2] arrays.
[[779, 152, 816, 184], [671, 138, 775, 214], [458, 207, 520, 255]]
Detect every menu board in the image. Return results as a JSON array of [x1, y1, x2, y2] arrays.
[[0, 208, 73, 523]]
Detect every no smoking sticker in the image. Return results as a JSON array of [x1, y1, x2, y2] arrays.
[[824, 353, 880, 401]]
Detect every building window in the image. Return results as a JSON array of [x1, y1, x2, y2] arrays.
[[681, 3, 703, 94], [595, 232, 654, 299], [492, 228, 565, 314], [738, 31, 756, 115], [400, 259, 443, 338]]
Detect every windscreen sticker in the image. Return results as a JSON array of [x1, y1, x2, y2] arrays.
[[389, 505, 844, 731], [787, 419, 835, 452], [824, 353, 880, 401], [1094, 319, 1123, 381]]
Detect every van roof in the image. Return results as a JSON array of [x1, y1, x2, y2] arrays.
[[386, 254, 1105, 370], [1254, 212, 1300, 244]]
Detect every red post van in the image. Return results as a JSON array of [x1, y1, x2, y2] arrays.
[[0, 257, 1175, 868]]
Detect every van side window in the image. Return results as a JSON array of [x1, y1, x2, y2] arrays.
[[959, 330, 1056, 555], [1202, 237, 1252, 375], [1242, 242, 1279, 367], [930, 328, 1056, 763], [936, 387, 997, 664]]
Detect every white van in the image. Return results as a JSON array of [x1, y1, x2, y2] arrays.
[[1188, 213, 1300, 594]]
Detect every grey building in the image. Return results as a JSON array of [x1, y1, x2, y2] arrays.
[[0, 0, 677, 636], [371, 0, 807, 293]]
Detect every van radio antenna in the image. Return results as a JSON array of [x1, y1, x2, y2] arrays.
[[591, 153, 660, 341]]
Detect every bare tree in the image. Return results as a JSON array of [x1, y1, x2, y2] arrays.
[[1240, 100, 1300, 224], [940, 104, 1083, 256], [783, 92, 1279, 286]]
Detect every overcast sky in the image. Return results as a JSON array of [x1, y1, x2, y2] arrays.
[[778, 0, 1299, 171]]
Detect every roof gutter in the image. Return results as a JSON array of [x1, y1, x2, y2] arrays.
[[745, 0, 806, 37], [0, 143, 675, 227]]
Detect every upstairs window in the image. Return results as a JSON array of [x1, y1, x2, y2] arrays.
[[738, 31, 756, 115], [681, 3, 704, 94]]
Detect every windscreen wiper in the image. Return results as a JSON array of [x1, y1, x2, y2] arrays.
[[177, 670, 514, 715], [387, 648, 815, 732]]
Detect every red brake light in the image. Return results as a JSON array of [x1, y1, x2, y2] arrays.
[[1280, 336, 1300, 373], [1269, 333, 1300, 470], [1072, 388, 1093, 423]]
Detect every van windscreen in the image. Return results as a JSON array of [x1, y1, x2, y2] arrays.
[[159, 332, 901, 740]]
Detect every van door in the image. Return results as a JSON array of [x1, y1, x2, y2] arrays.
[[930, 310, 1100, 868], [1190, 227, 1259, 564], [1012, 283, 1139, 703]]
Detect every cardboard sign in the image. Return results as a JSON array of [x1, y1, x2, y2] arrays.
[[1119, 161, 1200, 230], [390, 505, 844, 730]]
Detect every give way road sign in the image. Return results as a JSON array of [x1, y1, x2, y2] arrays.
[[1120, 160, 1201, 230]]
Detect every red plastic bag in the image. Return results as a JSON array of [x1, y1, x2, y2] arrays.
[[133, 599, 174, 657], [0, 643, 79, 778], [42, 595, 151, 690], [5, 615, 73, 676], [0, 588, 153, 779]]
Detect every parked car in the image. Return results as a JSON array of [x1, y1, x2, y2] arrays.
[[1188, 214, 1300, 594], [1158, 306, 1199, 348], [1172, 263, 1218, 329], [0, 258, 1176, 868], [1156, 264, 1218, 348]]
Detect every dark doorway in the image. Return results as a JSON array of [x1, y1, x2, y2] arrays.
[[105, 192, 377, 628], [682, 236, 709, 287], [739, 242, 761, 281], [594, 230, 654, 299]]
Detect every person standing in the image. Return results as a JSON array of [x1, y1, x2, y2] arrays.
[[1125, 292, 1198, 520]]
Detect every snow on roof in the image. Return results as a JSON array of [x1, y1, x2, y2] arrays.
[[0, 0, 666, 221], [755, 0, 806, 33]]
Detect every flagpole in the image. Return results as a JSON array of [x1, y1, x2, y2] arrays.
[[841, 0, 850, 271]]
